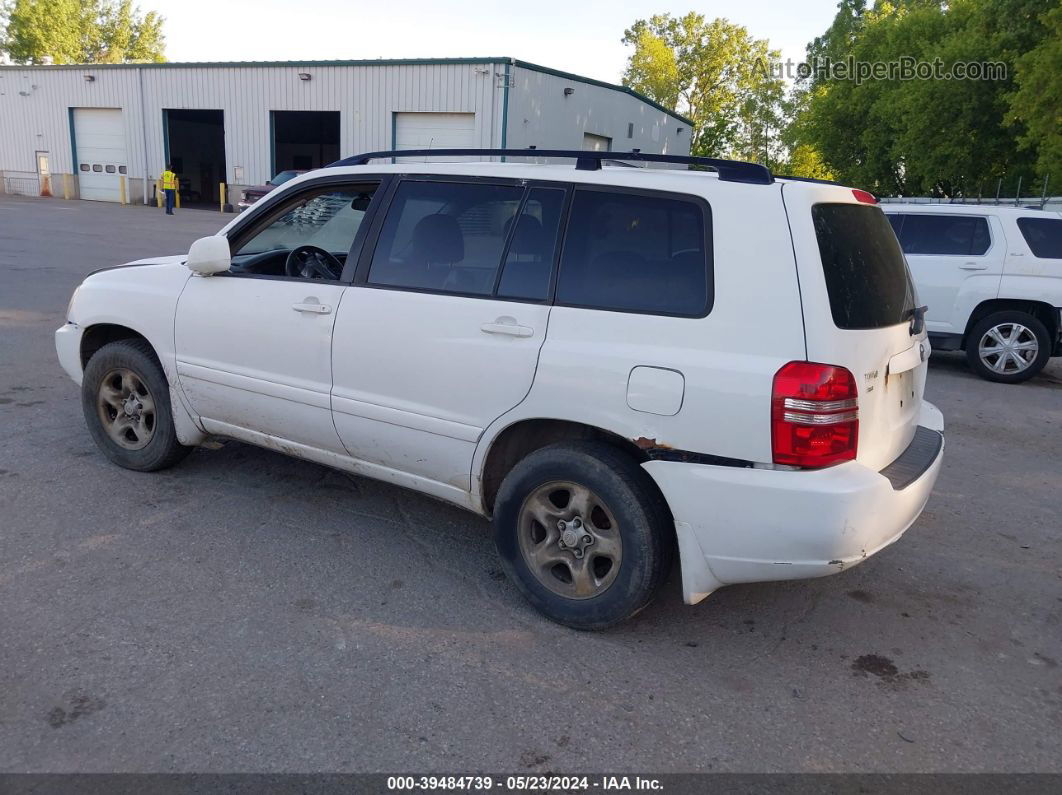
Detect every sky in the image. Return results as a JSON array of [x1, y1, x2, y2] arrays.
[[155, 0, 839, 84]]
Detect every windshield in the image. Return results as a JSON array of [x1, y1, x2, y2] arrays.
[[271, 170, 300, 186], [812, 203, 917, 330], [235, 190, 370, 258]]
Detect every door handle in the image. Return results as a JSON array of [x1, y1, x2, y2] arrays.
[[292, 301, 332, 314], [959, 262, 988, 270], [481, 316, 533, 337]]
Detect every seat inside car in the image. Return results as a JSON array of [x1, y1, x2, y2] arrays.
[[410, 214, 464, 288]]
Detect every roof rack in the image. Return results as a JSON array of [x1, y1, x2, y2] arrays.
[[775, 174, 844, 187], [328, 149, 774, 185]]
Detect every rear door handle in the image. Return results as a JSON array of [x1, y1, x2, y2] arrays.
[[292, 301, 332, 314], [481, 316, 533, 337], [959, 262, 988, 270]]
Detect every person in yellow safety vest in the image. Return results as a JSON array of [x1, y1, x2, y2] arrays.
[[161, 165, 178, 215]]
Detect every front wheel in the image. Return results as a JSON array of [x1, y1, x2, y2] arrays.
[[81, 339, 192, 471], [493, 441, 673, 630], [966, 311, 1051, 383]]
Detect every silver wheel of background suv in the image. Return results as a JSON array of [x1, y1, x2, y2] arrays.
[[977, 322, 1039, 375]]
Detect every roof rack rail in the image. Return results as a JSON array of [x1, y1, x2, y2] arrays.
[[328, 149, 774, 185], [775, 174, 844, 187]]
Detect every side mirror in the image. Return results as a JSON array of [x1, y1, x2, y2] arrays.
[[185, 235, 231, 275]]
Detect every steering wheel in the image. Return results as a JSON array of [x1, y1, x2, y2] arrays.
[[285, 245, 343, 280]]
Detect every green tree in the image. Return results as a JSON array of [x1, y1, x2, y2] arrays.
[[1, 0, 165, 64], [1007, 4, 1062, 184], [784, 0, 1053, 196], [621, 13, 785, 163]]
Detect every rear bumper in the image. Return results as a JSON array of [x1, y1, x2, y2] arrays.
[[644, 401, 945, 604], [55, 322, 84, 386]]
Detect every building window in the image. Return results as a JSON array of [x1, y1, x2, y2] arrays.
[[79, 164, 89, 172], [105, 165, 116, 173], [92, 164, 102, 172]]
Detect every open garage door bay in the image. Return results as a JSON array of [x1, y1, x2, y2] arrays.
[[73, 109, 127, 202]]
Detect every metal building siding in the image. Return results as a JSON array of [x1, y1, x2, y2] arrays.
[[0, 67, 145, 177], [504, 64, 691, 160], [2, 59, 685, 194], [2, 62, 501, 188]]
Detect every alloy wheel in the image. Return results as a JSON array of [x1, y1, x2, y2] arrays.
[[977, 322, 1039, 375]]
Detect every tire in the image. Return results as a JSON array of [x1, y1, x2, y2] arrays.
[[81, 339, 192, 471], [493, 441, 673, 630], [965, 311, 1051, 384]]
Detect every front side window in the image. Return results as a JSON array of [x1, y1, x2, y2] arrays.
[[892, 213, 991, 256], [368, 181, 525, 295], [556, 189, 711, 316], [1016, 217, 1062, 258], [230, 183, 378, 278]]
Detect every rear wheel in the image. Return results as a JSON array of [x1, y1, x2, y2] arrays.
[[81, 339, 192, 471], [966, 311, 1050, 383], [493, 441, 673, 630]]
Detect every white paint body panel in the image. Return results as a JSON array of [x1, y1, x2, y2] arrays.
[[174, 272, 348, 454], [57, 163, 947, 611], [649, 400, 944, 604], [626, 367, 684, 416], [783, 185, 929, 471], [331, 288, 549, 489]]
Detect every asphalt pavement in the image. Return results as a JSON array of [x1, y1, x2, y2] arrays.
[[1, 194, 1060, 773]]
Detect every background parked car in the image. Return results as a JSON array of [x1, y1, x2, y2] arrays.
[[884, 204, 1062, 383], [238, 170, 308, 210]]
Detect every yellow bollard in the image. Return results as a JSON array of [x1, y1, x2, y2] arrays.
[[175, 190, 180, 209], [156, 178, 163, 208], [63, 173, 72, 200], [219, 182, 226, 213], [119, 175, 127, 205]]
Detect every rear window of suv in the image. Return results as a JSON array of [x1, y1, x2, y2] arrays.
[[812, 204, 917, 330], [1016, 217, 1062, 258]]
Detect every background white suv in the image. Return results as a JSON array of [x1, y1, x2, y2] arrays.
[[56, 150, 944, 629], [884, 203, 1062, 383]]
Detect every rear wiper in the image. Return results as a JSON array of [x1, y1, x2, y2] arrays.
[[906, 305, 928, 336]]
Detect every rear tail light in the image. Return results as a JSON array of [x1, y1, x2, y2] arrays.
[[852, 189, 878, 204], [772, 361, 859, 468]]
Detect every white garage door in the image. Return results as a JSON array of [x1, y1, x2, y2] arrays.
[[74, 109, 127, 202], [394, 112, 476, 160]]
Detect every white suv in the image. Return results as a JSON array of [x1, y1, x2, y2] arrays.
[[56, 150, 944, 629], [883, 203, 1062, 383]]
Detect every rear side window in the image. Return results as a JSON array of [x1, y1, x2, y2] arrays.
[[368, 181, 524, 296], [1017, 217, 1062, 258], [556, 189, 711, 316], [813, 204, 916, 330], [890, 213, 990, 256]]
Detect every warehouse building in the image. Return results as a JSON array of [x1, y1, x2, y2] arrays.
[[0, 57, 692, 207]]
